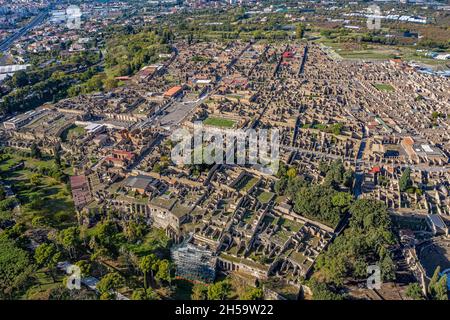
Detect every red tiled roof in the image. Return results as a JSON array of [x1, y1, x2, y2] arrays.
[[164, 86, 183, 97], [369, 166, 381, 174]]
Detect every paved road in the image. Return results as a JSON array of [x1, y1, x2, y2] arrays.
[[0, 10, 49, 52]]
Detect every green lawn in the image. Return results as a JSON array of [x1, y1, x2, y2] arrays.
[[61, 125, 86, 142], [121, 228, 170, 257], [203, 117, 236, 128], [373, 83, 395, 92], [278, 217, 303, 233], [18, 175, 76, 228], [257, 191, 274, 204], [0, 152, 76, 228], [234, 175, 259, 193]]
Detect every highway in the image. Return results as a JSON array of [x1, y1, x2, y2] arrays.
[[0, 10, 49, 52]]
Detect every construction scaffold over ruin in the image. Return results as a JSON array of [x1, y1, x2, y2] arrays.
[[171, 238, 217, 283]]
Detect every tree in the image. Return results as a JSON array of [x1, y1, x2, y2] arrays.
[[0, 197, 16, 211], [100, 292, 115, 300], [131, 288, 158, 300], [155, 259, 171, 284], [0, 237, 33, 299], [331, 123, 344, 135], [240, 287, 264, 300], [187, 33, 194, 45], [30, 143, 42, 159], [30, 173, 42, 187], [405, 283, 424, 300], [207, 280, 231, 300], [75, 260, 91, 278], [153, 163, 162, 174], [315, 199, 396, 285], [29, 192, 44, 210], [276, 162, 288, 178], [428, 267, 448, 300], [274, 177, 287, 195], [191, 283, 208, 300], [103, 77, 119, 91], [91, 220, 119, 255], [324, 159, 345, 187], [139, 254, 158, 289], [285, 175, 308, 199], [293, 185, 345, 227], [428, 266, 440, 298], [296, 24, 305, 39], [123, 220, 146, 242], [308, 279, 344, 300], [286, 167, 297, 179], [379, 249, 396, 281], [343, 169, 354, 188], [0, 186, 5, 201], [12, 70, 29, 88], [399, 167, 412, 192], [97, 272, 124, 296], [58, 227, 80, 258], [434, 275, 448, 300], [54, 151, 62, 168], [318, 161, 330, 176], [34, 243, 61, 281], [331, 192, 353, 208]]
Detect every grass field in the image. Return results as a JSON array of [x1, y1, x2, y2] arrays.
[[120, 228, 170, 257], [318, 40, 398, 60], [0, 152, 76, 228], [61, 125, 86, 142], [373, 83, 395, 92], [318, 39, 450, 66], [257, 191, 275, 204], [234, 174, 259, 193], [203, 117, 236, 128]]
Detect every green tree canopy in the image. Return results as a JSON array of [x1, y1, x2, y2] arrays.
[[139, 254, 158, 289], [315, 199, 396, 285], [207, 280, 231, 300], [191, 283, 208, 300], [308, 279, 344, 300], [131, 288, 159, 300], [97, 272, 125, 294], [399, 167, 412, 192], [405, 283, 425, 300], [0, 237, 33, 299], [240, 287, 264, 300]]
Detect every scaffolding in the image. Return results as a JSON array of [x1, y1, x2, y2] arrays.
[[171, 240, 217, 283]]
